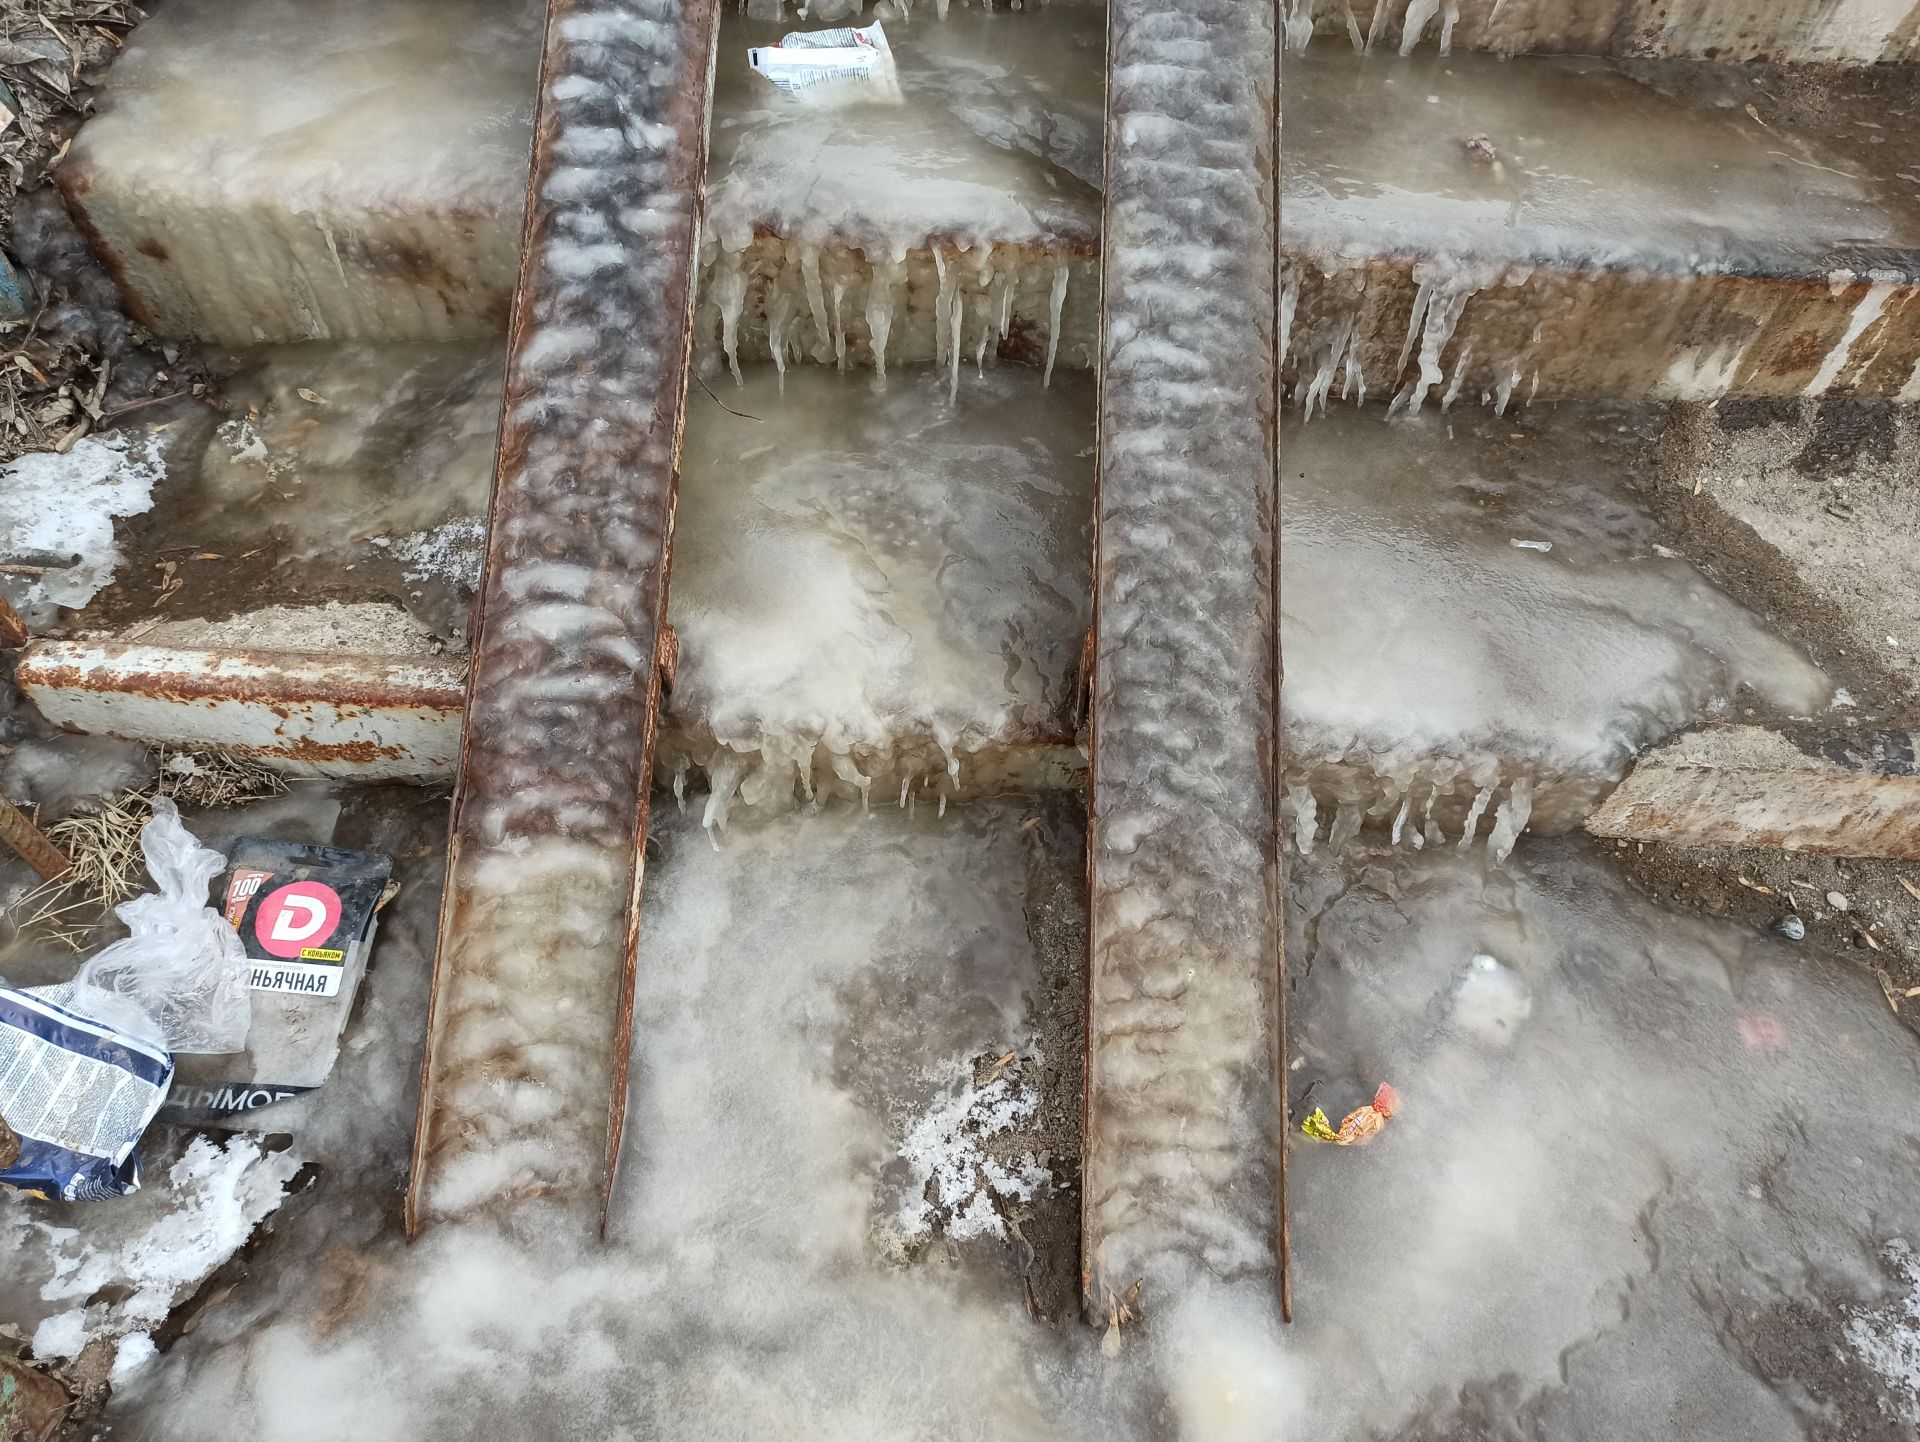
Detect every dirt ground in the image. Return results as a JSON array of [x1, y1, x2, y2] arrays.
[[1606, 396, 1920, 1020]]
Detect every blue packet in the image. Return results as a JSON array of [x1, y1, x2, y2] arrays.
[[0, 984, 174, 1200]]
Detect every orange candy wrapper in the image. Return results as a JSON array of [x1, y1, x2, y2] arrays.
[[1300, 1083, 1400, 1146]]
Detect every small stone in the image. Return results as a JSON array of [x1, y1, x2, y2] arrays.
[[1826, 891, 1849, 911], [1776, 914, 1806, 941], [0, 1355, 70, 1442]]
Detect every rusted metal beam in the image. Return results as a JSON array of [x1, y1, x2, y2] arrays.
[[406, 0, 721, 1235], [0, 797, 70, 882], [1082, 0, 1287, 1334], [0, 592, 27, 649], [15, 641, 464, 779], [1588, 725, 1920, 860]]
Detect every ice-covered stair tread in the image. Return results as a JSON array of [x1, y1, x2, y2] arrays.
[[708, 5, 1104, 254], [1285, 46, 1920, 276], [1279, 406, 1831, 842], [60, 0, 541, 343], [23, 342, 499, 648], [664, 365, 1093, 813]]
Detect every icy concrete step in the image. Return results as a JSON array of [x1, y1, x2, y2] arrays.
[[1587, 724, 1920, 859], [696, 5, 1104, 376], [60, 0, 542, 344], [61, 0, 1101, 355], [1282, 47, 1920, 405], [662, 363, 1094, 824], [1279, 404, 1839, 853], [1285, 0, 1920, 62]]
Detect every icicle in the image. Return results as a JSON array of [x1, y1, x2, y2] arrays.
[[831, 275, 849, 370], [998, 270, 1014, 339], [1282, 0, 1315, 50], [1438, 0, 1460, 54], [948, 273, 965, 401], [1400, 0, 1441, 54], [713, 247, 748, 386], [936, 0, 949, 17], [937, 791, 947, 818], [702, 751, 749, 844], [1343, 1, 1365, 49], [1397, 280, 1434, 375], [975, 309, 992, 375], [672, 760, 687, 814], [1493, 360, 1523, 416], [830, 754, 872, 814], [865, 259, 905, 381], [932, 248, 953, 368], [1392, 284, 1472, 417], [1389, 792, 1412, 848], [1330, 800, 1364, 852], [1421, 787, 1444, 848], [1458, 784, 1494, 849], [1043, 261, 1069, 387], [1278, 268, 1300, 362], [767, 289, 796, 391], [899, 776, 910, 810], [801, 244, 831, 363], [1365, 0, 1390, 50], [1287, 781, 1319, 856], [1441, 342, 1473, 411], [1488, 776, 1535, 863]]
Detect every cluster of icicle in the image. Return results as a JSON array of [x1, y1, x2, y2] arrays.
[[1280, 258, 1541, 420], [1283, 770, 1547, 862], [661, 725, 1068, 846], [1281, 0, 1467, 55], [702, 240, 1074, 394]]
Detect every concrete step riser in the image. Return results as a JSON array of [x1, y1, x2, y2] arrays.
[[1290, 0, 1920, 62], [1286, 260, 1920, 407]]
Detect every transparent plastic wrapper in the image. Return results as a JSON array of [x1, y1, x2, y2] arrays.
[[747, 21, 901, 102], [71, 797, 253, 1055]]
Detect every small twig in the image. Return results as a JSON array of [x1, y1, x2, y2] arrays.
[[695, 373, 761, 422]]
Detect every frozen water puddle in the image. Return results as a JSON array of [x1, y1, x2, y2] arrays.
[[1280, 403, 1830, 850], [663, 363, 1093, 822], [94, 819, 1920, 1440], [698, 3, 1104, 377]]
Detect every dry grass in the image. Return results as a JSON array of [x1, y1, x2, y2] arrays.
[[12, 746, 287, 946]]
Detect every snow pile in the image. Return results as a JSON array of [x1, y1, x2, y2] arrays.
[[387, 516, 486, 588], [0, 432, 163, 620], [887, 1053, 1051, 1250], [20, 1135, 303, 1366], [1847, 1242, 1920, 1426]]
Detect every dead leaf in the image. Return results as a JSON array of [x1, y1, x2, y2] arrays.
[[1898, 876, 1920, 903], [295, 387, 328, 406]]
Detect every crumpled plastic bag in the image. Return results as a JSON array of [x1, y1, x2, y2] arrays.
[[69, 797, 251, 1055], [1301, 1083, 1400, 1146]]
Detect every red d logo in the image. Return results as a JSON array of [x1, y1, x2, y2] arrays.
[[257, 881, 343, 958]]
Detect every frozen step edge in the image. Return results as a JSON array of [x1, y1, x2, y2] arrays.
[[1281, 255, 1920, 412], [1283, 0, 1920, 61], [13, 638, 464, 780], [1587, 723, 1920, 859], [405, 0, 718, 1235], [58, 0, 541, 345], [696, 236, 1099, 378], [1083, 0, 1289, 1365]]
